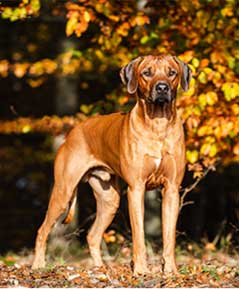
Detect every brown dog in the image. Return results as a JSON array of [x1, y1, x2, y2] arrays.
[[32, 55, 191, 275]]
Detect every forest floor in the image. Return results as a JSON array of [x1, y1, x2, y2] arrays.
[[1, 237, 239, 288]]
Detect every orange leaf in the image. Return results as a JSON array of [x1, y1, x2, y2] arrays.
[[200, 58, 209, 68], [233, 142, 239, 155]]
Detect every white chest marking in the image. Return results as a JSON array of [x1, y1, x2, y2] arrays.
[[154, 158, 161, 169]]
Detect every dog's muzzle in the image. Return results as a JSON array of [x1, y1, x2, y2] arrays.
[[154, 82, 172, 103]]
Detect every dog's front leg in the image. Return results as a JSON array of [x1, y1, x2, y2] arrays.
[[128, 184, 149, 275], [161, 181, 179, 274]]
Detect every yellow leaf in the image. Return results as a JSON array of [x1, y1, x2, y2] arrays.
[[205, 136, 216, 144], [222, 82, 239, 101], [182, 77, 195, 97], [134, 15, 150, 26], [206, 91, 218, 106], [216, 65, 227, 74], [66, 16, 78, 37], [221, 6, 233, 17], [197, 125, 212, 136], [198, 71, 207, 84], [186, 150, 199, 164], [22, 125, 31, 133], [200, 142, 217, 157], [198, 93, 207, 108], [80, 104, 92, 114], [212, 72, 221, 84], [191, 57, 200, 68], [200, 143, 211, 156], [83, 11, 91, 22], [95, 49, 104, 60], [203, 67, 213, 75], [2, 7, 12, 19], [209, 143, 217, 157]]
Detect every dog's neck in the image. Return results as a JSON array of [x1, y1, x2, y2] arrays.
[[129, 97, 177, 137]]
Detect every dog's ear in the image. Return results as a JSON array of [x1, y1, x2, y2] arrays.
[[174, 57, 192, 91], [120, 57, 143, 94]]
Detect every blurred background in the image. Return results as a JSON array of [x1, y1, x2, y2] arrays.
[[0, 0, 238, 260]]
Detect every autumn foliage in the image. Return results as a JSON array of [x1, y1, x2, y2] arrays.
[[0, 0, 238, 170]]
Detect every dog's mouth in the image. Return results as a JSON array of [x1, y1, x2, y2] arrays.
[[147, 91, 173, 104], [155, 93, 171, 104]]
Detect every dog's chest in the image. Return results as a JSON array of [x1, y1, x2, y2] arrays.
[[144, 154, 163, 187], [154, 158, 161, 169]]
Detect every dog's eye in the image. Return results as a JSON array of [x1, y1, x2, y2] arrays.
[[168, 70, 177, 77], [142, 69, 152, 77]]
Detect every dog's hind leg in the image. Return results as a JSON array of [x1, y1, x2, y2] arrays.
[[32, 145, 90, 269], [87, 175, 120, 267]]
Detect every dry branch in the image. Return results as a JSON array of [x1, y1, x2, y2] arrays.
[[179, 164, 215, 211]]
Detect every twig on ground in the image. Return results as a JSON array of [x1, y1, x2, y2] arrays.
[[179, 164, 215, 211]]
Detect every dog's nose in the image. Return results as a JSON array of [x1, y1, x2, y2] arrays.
[[156, 82, 169, 93]]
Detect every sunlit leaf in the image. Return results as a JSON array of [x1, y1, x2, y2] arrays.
[[192, 57, 200, 68], [206, 91, 218, 106], [200, 58, 209, 68], [231, 104, 239, 115], [221, 6, 233, 17], [13, 63, 29, 78], [186, 150, 199, 164], [222, 82, 239, 101], [31, 0, 41, 13], [233, 142, 239, 155], [83, 11, 91, 22], [140, 35, 149, 44], [1, 7, 13, 19], [22, 125, 31, 133], [209, 143, 217, 157], [198, 71, 207, 84], [197, 126, 212, 137], [133, 15, 150, 26], [0, 60, 9, 77], [66, 16, 78, 36]]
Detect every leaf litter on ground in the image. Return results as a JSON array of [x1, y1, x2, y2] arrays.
[[0, 248, 239, 287]]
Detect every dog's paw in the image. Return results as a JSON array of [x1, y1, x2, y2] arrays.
[[163, 264, 178, 276], [133, 267, 150, 276], [132, 261, 150, 276]]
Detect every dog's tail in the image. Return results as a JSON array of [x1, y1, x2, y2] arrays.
[[63, 192, 77, 224]]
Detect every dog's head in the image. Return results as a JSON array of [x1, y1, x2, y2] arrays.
[[120, 55, 191, 104]]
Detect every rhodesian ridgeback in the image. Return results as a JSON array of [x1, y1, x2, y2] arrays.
[[32, 55, 191, 275]]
